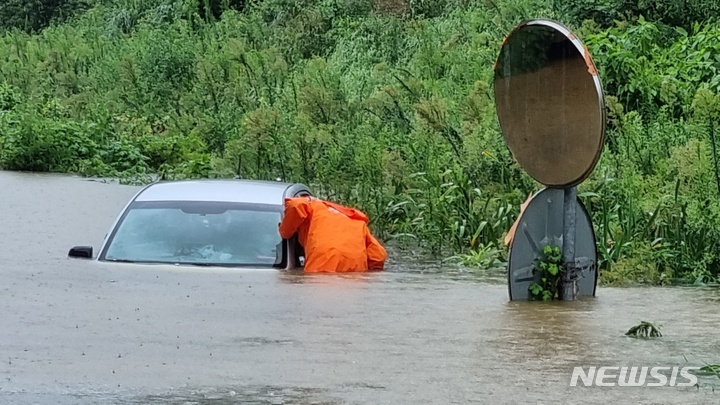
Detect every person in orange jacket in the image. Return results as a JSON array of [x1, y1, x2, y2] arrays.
[[278, 196, 387, 273]]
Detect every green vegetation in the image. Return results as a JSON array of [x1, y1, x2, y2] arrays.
[[698, 364, 720, 379], [529, 244, 563, 301], [625, 321, 662, 338], [2, 0, 720, 285]]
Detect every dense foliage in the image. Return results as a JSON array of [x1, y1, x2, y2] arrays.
[[2, 0, 720, 285]]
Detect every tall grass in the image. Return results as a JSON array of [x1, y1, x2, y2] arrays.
[[1, 0, 720, 284]]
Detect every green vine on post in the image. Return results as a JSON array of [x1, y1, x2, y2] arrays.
[[528, 244, 564, 301]]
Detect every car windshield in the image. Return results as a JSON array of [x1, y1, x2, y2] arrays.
[[101, 201, 283, 267]]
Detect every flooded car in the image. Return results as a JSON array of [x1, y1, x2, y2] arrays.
[[67, 179, 311, 270]]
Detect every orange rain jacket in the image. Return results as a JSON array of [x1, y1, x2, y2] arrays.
[[278, 197, 387, 273]]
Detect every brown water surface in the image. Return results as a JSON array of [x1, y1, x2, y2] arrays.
[[1, 171, 719, 404]]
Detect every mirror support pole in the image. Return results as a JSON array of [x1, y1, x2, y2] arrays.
[[561, 186, 578, 300]]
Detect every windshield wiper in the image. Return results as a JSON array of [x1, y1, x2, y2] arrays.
[[106, 259, 136, 263], [180, 262, 268, 268]]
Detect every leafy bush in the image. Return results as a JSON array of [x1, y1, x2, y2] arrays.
[[0, 0, 91, 33], [2, 0, 720, 283], [555, 0, 720, 31]]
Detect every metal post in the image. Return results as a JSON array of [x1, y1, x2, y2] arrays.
[[561, 186, 578, 300]]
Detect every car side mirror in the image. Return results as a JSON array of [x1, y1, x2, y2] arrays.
[[68, 246, 93, 259]]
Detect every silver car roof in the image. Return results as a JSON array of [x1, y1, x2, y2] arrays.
[[133, 179, 309, 205]]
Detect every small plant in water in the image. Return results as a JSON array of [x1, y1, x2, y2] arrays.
[[699, 364, 720, 379], [625, 321, 662, 338], [529, 244, 563, 301], [457, 243, 504, 270]]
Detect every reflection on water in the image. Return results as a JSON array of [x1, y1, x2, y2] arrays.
[[1, 171, 719, 404]]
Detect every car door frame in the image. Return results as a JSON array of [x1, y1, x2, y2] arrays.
[[280, 183, 313, 271]]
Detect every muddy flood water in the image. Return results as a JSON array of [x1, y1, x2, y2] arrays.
[[2, 171, 720, 404]]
